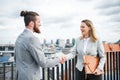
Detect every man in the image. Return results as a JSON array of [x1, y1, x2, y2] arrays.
[[15, 10, 66, 80]]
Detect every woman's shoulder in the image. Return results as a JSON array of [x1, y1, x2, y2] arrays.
[[74, 36, 82, 42], [96, 37, 103, 44]]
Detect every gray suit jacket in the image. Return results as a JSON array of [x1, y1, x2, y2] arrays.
[[15, 29, 59, 80], [67, 37, 106, 71]]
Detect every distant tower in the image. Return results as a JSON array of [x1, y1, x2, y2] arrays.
[[51, 40, 53, 44], [72, 38, 75, 46], [65, 39, 71, 48], [43, 39, 46, 45], [56, 39, 59, 47]]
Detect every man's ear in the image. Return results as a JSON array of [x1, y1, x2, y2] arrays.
[[29, 21, 34, 27]]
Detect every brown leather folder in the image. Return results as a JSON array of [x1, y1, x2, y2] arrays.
[[83, 55, 100, 74]]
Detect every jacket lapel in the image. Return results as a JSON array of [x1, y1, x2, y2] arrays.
[[78, 39, 84, 55]]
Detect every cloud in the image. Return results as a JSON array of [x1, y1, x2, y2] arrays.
[[43, 16, 72, 25], [0, 0, 120, 44], [76, 0, 94, 2], [98, 7, 120, 16], [109, 14, 120, 22], [95, 0, 120, 22], [96, 1, 120, 14], [94, 0, 120, 40], [97, 0, 120, 9]]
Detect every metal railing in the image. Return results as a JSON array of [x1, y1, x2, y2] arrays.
[[0, 51, 120, 80], [103, 51, 120, 80], [0, 62, 15, 80]]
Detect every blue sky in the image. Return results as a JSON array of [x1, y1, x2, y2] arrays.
[[0, 0, 120, 44]]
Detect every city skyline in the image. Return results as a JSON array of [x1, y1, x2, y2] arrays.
[[0, 0, 120, 44]]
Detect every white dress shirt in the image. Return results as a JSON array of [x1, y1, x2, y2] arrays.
[[83, 38, 90, 54]]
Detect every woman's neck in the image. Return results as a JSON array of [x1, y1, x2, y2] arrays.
[[83, 35, 89, 38]]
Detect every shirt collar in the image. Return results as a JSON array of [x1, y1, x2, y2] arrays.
[[25, 28, 33, 34], [83, 37, 90, 41]]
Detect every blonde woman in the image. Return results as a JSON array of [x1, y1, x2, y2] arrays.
[[66, 19, 106, 80]]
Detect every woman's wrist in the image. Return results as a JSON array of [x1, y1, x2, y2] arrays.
[[97, 68, 103, 71]]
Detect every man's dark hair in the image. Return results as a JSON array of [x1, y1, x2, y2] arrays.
[[20, 11, 39, 26]]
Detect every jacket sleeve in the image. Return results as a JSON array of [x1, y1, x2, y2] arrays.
[[66, 39, 77, 60], [97, 39, 106, 70], [28, 37, 60, 68]]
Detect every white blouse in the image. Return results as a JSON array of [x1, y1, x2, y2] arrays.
[[83, 38, 90, 54]]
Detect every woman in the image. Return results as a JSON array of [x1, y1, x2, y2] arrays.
[[66, 19, 106, 80]]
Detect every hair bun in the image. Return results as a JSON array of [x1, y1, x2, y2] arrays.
[[20, 11, 28, 17]]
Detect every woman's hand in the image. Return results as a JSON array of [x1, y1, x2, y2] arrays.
[[93, 68, 104, 75]]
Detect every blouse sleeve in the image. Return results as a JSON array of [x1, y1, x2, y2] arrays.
[[66, 38, 77, 60], [97, 39, 106, 70]]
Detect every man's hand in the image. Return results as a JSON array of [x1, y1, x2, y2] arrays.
[[59, 54, 67, 64]]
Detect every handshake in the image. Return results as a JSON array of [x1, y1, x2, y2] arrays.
[[58, 53, 67, 64]]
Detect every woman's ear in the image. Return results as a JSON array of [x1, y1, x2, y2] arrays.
[[88, 26, 91, 31]]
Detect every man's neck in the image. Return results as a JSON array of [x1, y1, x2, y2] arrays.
[[25, 27, 33, 33], [26, 26, 34, 32]]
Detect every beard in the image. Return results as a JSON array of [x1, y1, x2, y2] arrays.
[[33, 23, 41, 33], [34, 26, 40, 33]]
